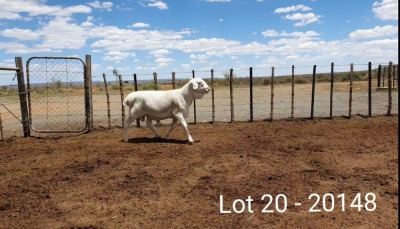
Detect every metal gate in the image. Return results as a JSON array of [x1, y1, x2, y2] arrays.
[[26, 57, 89, 133]]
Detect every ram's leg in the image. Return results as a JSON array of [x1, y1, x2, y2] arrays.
[[146, 117, 161, 138], [124, 115, 137, 142], [165, 118, 178, 139], [174, 113, 193, 144]]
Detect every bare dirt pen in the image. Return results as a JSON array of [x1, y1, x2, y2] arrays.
[[0, 116, 398, 228]]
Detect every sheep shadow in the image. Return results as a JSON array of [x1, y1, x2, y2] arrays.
[[125, 137, 193, 144]]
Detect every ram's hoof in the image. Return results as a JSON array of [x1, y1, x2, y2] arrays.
[[188, 141, 194, 145]]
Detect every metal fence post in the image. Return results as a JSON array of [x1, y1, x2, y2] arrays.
[[349, 63, 353, 118], [368, 62, 372, 117], [211, 69, 215, 123], [330, 62, 334, 119], [133, 73, 140, 127], [387, 61, 392, 115], [15, 57, 30, 137], [230, 68, 234, 122], [311, 65, 316, 119], [192, 70, 197, 124], [249, 67, 253, 122], [118, 75, 125, 127], [291, 65, 295, 120], [270, 67, 274, 121]]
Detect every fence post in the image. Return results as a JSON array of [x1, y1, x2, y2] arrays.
[[192, 70, 197, 124], [291, 65, 295, 120], [211, 69, 215, 123], [85, 55, 93, 131], [348, 63, 353, 118], [249, 67, 253, 122], [330, 62, 334, 119], [270, 67, 274, 121], [392, 65, 397, 88], [382, 66, 386, 87], [133, 74, 140, 127], [118, 75, 125, 127], [230, 68, 234, 122], [387, 61, 392, 115], [153, 72, 158, 90], [311, 65, 316, 119], [368, 62, 372, 117], [102, 73, 111, 128], [0, 110, 3, 141], [15, 57, 30, 137], [377, 65, 381, 88], [172, 72, 176, 89]]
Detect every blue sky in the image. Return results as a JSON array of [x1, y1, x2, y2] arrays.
[[0, 0, 398, 84]]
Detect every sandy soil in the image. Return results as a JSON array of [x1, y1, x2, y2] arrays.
[[0, 116, 398, 228]]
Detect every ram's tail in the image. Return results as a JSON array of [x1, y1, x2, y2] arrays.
[[122, 94, 135, 107]]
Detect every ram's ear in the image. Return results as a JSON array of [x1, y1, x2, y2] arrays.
[[192, 81, 198, 90]]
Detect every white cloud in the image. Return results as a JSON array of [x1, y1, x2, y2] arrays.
[[206, 0, 231, 2], [88, 1, 113, 11], [0, 0, 91, 20], [181, 64, 191, 70], [275, 5, 312, 14], [262, 30, 320, 38], [1, 28, 42, 41], [373, 0, 398, 20], [150, 49, 170, 57], [284, 13, 321, 26], [349, 25, 398, 39], [261, 30, 280, 37], [130, 22, 150, 28], [103, 51, 134, 61], [155, 57, 174, 63], [140, 0, 168, 10]]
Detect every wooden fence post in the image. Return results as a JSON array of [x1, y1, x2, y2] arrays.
[[387, 61, 392, 115], [249, 67, 253, 122], [211, 69, 215, 123], [382, 66, 386, 87], [102, 73, 111, 128], [270, 67, 274, 121], [85, 55, 93, 131], [133, 73, 140, 127], [230, 68, 234, 122], [172, 72, 176, 89], [377, 65, 381, 88], [311, 65, 316, 119], [330, 62, 334, 119], [0, 110, 3, 141], [15, 57, 30, 137], [192, 70, 197, 124], [291, 65, 295, 120], [392, 65, 397, 88], [153, 72, 158, 90], [349, 63, 353, 118], [118, 75, 125, 127], [368, 62, 372, 117]]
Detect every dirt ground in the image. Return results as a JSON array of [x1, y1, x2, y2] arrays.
[[0, 116, 398, 228]]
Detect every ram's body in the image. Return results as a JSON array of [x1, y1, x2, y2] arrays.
[[123, 78, 210, 143]]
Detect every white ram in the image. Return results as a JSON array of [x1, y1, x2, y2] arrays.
[[123, 78, 210, 144]]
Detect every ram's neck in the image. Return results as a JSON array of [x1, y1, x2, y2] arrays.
[[180, 82, 195, 105]]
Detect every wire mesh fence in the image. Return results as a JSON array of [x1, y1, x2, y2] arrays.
[[26, 57, 88, 133], [90, 61, 398, 130], [0, 59, 398, 140]]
